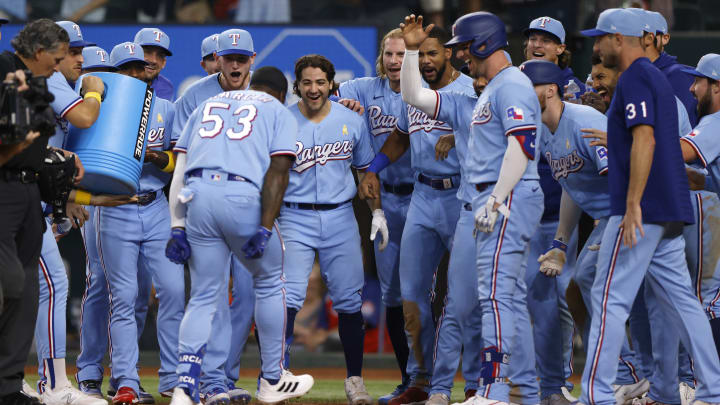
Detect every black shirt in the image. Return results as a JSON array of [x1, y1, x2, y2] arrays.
[[0, 51, 49, 172]]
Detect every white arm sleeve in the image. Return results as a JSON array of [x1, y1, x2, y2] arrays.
[[555, 189, 582, 242], [490, 136, 529, 204], [169, 152, 187, 228], [400, 50, 438, 116]]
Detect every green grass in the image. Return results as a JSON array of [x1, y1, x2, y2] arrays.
[[25, 374, 583, 404]]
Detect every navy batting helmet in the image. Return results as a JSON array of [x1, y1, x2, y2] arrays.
[[445, 12, 508, 59], [519, 60, 564, 97]]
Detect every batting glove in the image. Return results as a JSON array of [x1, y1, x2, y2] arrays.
[[474, 195, 510, 235], [537, 239, 567, 277], [242, 226, 272, 259], [166, 228, 191, 264], [370, 209, 389, 251]]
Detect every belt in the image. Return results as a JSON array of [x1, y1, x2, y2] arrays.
[[382, 182, 414, 195], [284, 199, 352, 211], [187, 168, 248, 182], [133, 191, 158, 206], [0, 168, 39, 183], [475, 182, 495, 192], [417, 173, 456, 190]]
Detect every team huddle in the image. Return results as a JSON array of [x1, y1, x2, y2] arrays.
[[22, 5, 720, 405]]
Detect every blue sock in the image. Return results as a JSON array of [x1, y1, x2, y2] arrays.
[[386, 305, 410, 384], [177, 346, 205, 402], [338, 311, 365, 378], [711, 318, 720, 359], [283, 307, 298, 370]]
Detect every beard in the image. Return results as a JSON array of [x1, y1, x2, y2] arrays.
[[697, 90, 713, 120], [539, 92, 547, 112], [423, 62, 447, 85]]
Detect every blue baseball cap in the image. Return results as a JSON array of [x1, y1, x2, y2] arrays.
[[216, 29, 254, 57], [201, 33, 219, 58], [56, 21, 95, 48], [581, 8, 643, 37], [647, 11, 668, 34], [682, 53, 720, 81], [82, 46, 112, 69], [134, 27, 172, 56], [524, 16, 566, 44], [624, 8, 654, 34], [110, 42, 149, 68], [519, 59, 565, 96]]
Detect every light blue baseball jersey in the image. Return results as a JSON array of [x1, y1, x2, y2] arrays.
[[48, 71, 82, 148], [173, 73, 224, 141], [337, 77, 414, 184], [138, 98, 176, 193], [396, 74, 474, 176], [465, 66, 541, 183], [432, 90, 477, 203], [285, 101, 374, 204], [174, 90, 297, 188], [681, 110, 720, 194], [539, 102, 610, 219]]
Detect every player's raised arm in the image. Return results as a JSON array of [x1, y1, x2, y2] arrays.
[[399, 14, 439, 116]]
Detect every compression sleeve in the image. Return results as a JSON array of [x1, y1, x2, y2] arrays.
[[400, 50, 438, 116], [169, 152, 187, 228], [490, 136, 529, 204], [554, 189, 582, 242]]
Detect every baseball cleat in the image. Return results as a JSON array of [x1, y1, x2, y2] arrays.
[[112, 387, 137, 405], [136, 387, 155, 405], [42, 384, 108, 405], [679, 382, 695, 405], [204, 388, 230, 405], [79, 380, 104, 399], [379, 382, 409, 405], [169, 387, 195, 405], [541, 394, 571, 405], [226, 383, 251, 405], [344, 376, 372, 405], [388, 387, 428, 405], [614, 379, 650, 405], [426, 393, 450, 405], [451, 394, 508, 405], [21, 380, 43, 402], [256, 370, 314, 404], [0, 391, 42, 405]]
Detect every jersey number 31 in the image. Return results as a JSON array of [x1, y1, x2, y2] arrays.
[[199, 102, 257, 140]]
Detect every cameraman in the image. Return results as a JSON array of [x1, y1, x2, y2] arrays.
[[0, 19, 72, 405]]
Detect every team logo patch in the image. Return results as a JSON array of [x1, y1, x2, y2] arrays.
[[506, 106, 524, 121], [211, 174, 222, 181], [596, 146, 608, 160], [688, 129, 700, 137]]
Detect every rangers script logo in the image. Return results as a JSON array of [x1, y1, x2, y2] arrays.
[[294, 140, 354, 173], [545, 150, 584, 180], [405, 105, 451, 134], [472, 102, 492, 125], [367, 105, 397, 136]]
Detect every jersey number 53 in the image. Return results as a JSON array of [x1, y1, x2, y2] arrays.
[[199, 102, 258, 140]]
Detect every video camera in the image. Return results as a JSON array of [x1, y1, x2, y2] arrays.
[[0, 70, 56, 145]]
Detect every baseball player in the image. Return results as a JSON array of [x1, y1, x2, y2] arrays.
[[579, 8, 720, 405], [359, 25, 474, 405], [30, 20, 107, 405], [396, 22, 542, 403], [172, 28, 257, 404], [335, 28, 415, 403], [436, 11, 543, 405], [134, 27, 174, 101], [165, 66, 314, 405], [200, 34, 220, 75], [280, 54, 376, 405], [94, 42, 184, 405]]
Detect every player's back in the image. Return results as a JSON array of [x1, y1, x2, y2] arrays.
[[176, 90, 297, 189], [173, 73, 224, 139]]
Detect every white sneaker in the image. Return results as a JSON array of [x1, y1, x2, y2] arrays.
[[169, 387, 195, 405], [22, 380, 43, 402], [256, 370, 314, 404], [426, 393, 450, 405], [344, 376, 372, 405], [452, 394, 509, 405], [679, 382, 695, 405], [614, 379, 650, 405], [561, 387, 577, 403], [42, 385, 108, 405]]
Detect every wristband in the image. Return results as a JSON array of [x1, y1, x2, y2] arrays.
[[84, 91, 102, 104], [161, 151, 176, 173], [75, 190, 92, 205], [367, 152, 391, 174], [551, 239, 568, 252]]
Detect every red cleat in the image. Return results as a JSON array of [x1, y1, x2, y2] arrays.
[[388, 386, 428, 405], [112, 387, 138, 405]]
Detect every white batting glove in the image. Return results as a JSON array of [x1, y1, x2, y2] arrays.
[[370, 209, 389, 251], [537, 240, 568, 277], [474, 195, 510, 235]]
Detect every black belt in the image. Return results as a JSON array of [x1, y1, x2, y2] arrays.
[[0, 168, 39, 183], [187, 168, 248, 182], [475, 182, 495, 192], [133, 191, 158, 206], [418, 173, 456, 190], [382, 182, 414, 196], [284, 199, 352, 211]]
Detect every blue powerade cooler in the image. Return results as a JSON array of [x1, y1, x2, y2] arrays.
[[66, 72, 155, 194]]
